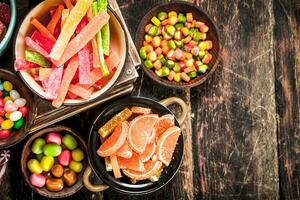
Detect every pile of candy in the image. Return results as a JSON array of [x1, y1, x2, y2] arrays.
[[15, 0, 120, 108], [139, 11, 214, 83], [27, 132, 85, 191], [0, 80, 27, 139], [97, 106, 181, 182], [0, 2, 10, 41]]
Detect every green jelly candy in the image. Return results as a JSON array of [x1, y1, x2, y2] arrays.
[[69, 161, 83, 173], [173, 63, 181, 72], [72, 149, 84, 162], [40, 156, 55, 172], [31, 138, 46, 154], [198, 64, 209, 74], [13, 118, 24, 130], [178, 13, 186, 23], [160, 57, 167, 65], [27, 159, 43, 174], [189, 28, 197, 36], [166, 60, 175, 69], [174, 73, 181, 82], [167, 40, 176, 49], [3, 91, 9, 97], [139, 47, 147, 59], [148, 26, 158, 36], [25, 50, 51, 68], [198, 51, 206, 59], [144, 60, 153, 69], [188, 71, 197, 78], [166, 25, 175, 36], [62, 134, 78, 150], [160, 67, 170, 77], [158, 11, 167, 21], [43, 144, 62, 157], [174, 40, 183, 48], [193, 32, 201, 42], [175, 23, 184, 30]]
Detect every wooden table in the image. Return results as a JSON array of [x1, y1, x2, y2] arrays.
[[0, 0, 299, 199]]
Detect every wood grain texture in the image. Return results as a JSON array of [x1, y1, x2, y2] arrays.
[[0, 0, 299, 199], [274, 0, 300, 199], [192, 0, 279, 199]]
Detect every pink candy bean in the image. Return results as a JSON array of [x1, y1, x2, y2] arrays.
[[30, 174, 46, 188], [46, 132, 62, 145], [58, 150, 71, 166], [4, 102, 18, 113]]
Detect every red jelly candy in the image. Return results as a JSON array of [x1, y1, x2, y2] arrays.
[[19, 106, 28, 117], [0, 91, 2, 97], [0, 107, 5, 116], [0, 130, 10, 139], [0, 98, 4, 107]]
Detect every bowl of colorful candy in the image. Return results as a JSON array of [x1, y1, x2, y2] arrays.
[[135, 1, 220, 89], [0, 0, 17, 57], [0, 69, 37, 149], [21, 125, 87, 198], [14, 0, 127, 108]]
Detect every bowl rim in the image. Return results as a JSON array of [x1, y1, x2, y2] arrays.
[[14, 2, 128, 106], [21, 125, 88, 198], [135, 1, 221, 89], [0, 0, 17, 57], [87, 96, 184, 195], [0, 68, 37, 149]]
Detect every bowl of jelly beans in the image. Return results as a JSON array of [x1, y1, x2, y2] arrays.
[[21, 125, 87, 198], [0, 69, 36, 149], [135, 1, 220, 89]]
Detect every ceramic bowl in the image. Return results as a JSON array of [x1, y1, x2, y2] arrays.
[[15, 0, 127, 105]]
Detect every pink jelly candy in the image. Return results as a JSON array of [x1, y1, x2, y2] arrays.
[[58, 150, 71, 166], [4, 102, 18, 112], [30, 174, 46, 188], [0, 107, 5, 116], [46, 132, 62, 145]]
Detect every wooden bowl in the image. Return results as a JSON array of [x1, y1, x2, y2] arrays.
[[0, 69, 37, 149], [135, 1, 220, 89], [14, 0, 128, 105], [21, 125, 88, 198]]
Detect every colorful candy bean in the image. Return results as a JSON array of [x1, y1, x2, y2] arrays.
[[46, 178, 64, 191], [51, 164, 64, 178], [40, 156, 55, 172], [43, 144, 62, 157], [71, 149, 84, 162], [31, 138, 46, 154], [62, 134, 78, 150], [30, 174, 46, 188], [46, 132, 62, 145], [27, 159, 43, 174], [63, 169, 77, 186], [69, 161, 83, 173], [58, 150, 71, 166]]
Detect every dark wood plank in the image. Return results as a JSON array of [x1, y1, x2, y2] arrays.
[[191, 0, 279, 199], [273, 0, 300, 199]]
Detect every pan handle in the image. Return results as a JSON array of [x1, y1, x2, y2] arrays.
[[83, 166, 109, 192], [159, 97, 188, 125]]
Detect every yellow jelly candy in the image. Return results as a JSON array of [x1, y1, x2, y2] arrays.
[[4, 113, 10, 119], [3, 81, 13, 91], [1, 120, 14, 129], [4, 96, 12, 102]]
